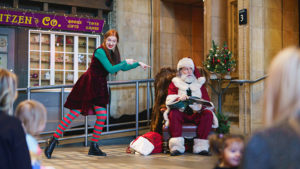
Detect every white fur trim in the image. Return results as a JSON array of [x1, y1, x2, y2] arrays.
[[202, 108, 219, 128], [130, 136, 154, 156], [163, 77, 219, 128], [193, 139, 209, 153], [172, 77, 205, 99], [212, 111, 219, 128], [169, 137, 185, 154], [163, 107, 170, 127], [166, 95, 180, 106], [164, 95, 181, 127], [177, 58, 194, 70], [197, 77, 206, 86]]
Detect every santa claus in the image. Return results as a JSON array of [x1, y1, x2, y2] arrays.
[[164, 57, 218, 156]]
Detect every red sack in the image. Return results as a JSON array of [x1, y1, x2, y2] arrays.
[[141, 132, 163, 154], [128, 132, 163, 155]]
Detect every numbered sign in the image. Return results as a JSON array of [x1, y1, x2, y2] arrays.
[[239, 9, 247, 25]]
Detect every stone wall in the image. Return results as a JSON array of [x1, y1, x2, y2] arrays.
[[110, 0, 204, 118], [109, 0, 152, 118], [153, 0, 204, 74], [238, 0, 299, 134], [204, 0, 242, 133], [204, 0, 299, 134], [204, 0, 227, 56], [109, 0, 299, 130]]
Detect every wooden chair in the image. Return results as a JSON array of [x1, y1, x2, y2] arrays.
[[162, 123, 197, 153]]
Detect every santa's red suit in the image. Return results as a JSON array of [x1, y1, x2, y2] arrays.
[[165, 61, 218, 155]]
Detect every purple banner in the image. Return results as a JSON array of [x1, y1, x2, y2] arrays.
[[0, 9, 104, 33]]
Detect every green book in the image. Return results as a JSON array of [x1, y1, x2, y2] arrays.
[[168, 96, 214, 110]]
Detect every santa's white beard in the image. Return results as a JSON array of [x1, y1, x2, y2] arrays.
[[181, 74, 196, 83]]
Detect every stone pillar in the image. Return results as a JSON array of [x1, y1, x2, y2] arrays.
[[152, 0, 162, 76], [238, 0, 299, 134], [204, 0, 227, 57], [248, 0, 264, 134]]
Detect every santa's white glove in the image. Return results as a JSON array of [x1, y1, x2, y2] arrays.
[[179, 94, 189, 101], [139, 62, 151, 70], [125, 59, 136, 65], [189, 103, 202, 111]]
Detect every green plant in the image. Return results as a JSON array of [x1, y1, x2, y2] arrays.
[[216, 112, 230, 134]]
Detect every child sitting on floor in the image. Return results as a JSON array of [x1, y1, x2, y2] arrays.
[[16, 100, 54, 169], [209, 134, 244, 169]]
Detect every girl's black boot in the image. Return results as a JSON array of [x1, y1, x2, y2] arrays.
[[44, 137, 58, 159], [88, 142, 107, 156]]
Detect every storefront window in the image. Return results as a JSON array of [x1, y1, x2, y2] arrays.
[[29, 30, 100, 87]]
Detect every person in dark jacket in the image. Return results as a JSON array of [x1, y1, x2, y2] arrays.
[[241, 47, 300, 169], [45, 29, 150, 158], [0, 68, 31, 169]]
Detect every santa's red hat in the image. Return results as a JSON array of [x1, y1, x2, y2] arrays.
[[177, 57, 195, 71]]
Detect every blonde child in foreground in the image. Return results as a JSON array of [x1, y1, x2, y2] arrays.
[[209, 134, 244, 169], [0, 68, 31, 169], [15, 100, 54, 169]]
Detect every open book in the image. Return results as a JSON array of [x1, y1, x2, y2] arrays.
[[168, 96, 214, 110]]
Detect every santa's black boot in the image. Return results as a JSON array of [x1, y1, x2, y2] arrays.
[[44, 137, 58, 159], [88, 142, 107, 156]]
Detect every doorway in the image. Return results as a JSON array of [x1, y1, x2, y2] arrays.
[[0, 27, 15, 70]]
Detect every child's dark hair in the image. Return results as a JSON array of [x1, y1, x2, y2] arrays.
[[209, 134, 244, 155]]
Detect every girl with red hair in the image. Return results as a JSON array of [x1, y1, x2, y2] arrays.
[[45, 29, 149, 158]]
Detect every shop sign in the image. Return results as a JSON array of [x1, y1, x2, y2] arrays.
[[0, 8, 104, 33]]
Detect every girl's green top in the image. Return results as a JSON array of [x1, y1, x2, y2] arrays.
[[94, 48, 139, 74]]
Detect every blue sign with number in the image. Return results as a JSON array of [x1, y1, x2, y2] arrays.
[[239, 9, 247, 25]]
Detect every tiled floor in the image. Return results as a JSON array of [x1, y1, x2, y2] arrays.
[[41, 144, 218, 169]]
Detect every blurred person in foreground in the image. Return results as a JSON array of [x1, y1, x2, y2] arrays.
[[16, 100, 54, 169], [0, 68, 31, 169], [241, 47, 300, 169], [209, 134, 244, 169]]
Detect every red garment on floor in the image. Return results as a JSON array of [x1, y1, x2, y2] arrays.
[[142, 132, 163, 154]]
